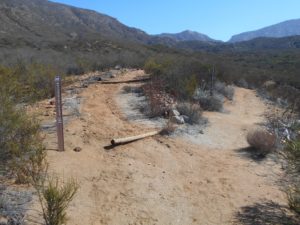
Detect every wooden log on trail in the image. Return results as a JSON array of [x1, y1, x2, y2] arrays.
[[111, 130, 160, 146], [101, 77, 150, 84]]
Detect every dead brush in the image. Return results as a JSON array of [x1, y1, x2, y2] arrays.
[[141, 80, 174, 118], [246, 128, 277, 156]]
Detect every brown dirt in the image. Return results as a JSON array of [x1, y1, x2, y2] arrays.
[[27, 70, 292, 225]]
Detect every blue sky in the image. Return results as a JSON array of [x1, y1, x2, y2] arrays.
[[51, 0, 300, 41]]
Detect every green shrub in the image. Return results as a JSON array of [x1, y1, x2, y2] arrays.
[[37, 177, 79, 225], [0, 65, 46, 183], [0, 99, 45, 183], [144, 58, 164, 76], [246, 128, 276, 156]]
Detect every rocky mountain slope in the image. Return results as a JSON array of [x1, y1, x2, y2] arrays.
[[0, 0, 151, 44], [230, 18, 300, 42]]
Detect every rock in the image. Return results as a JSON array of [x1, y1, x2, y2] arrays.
[[169, 109, 180, 117], [73, 147, 82, 152], [94, 76, 102, 81], [171, 115, 185, 124], [0, 217, 8, 225], [115, 65, 122, 70], [49, 99, 55, 105], [199, 130, 204, 134], [43, 112, 50, 116], [110, 74, 116, 78]]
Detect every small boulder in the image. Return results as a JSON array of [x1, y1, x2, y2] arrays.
[[73, 147, 82, 152], [171, 115, 185, 124]]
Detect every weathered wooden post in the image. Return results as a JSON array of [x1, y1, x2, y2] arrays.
[[55, 75, 64, 151]]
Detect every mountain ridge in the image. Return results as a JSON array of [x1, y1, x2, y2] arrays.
[[156, 30, 218, 42], [229, 18, 300, 42]]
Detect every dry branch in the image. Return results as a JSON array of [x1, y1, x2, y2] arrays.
[[111, 130, 160, 145], [101, 77, 150, 84]]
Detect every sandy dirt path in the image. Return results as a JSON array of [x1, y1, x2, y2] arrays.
[[31, 70, 295, 225]]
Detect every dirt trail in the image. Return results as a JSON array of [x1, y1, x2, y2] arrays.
[[30, 70, 290, 225]]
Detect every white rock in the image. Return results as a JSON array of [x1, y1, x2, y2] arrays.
[[170, 109, 180, 117], [171, 115, 185, 124]]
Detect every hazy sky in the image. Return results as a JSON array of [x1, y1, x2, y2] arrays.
[[51, 0, 300, 41]]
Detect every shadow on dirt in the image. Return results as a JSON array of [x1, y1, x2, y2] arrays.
[[235, 146, 267, 162], [234, 201, 299, 225]]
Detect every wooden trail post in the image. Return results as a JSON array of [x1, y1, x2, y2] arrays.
[[55, 75, 64, 151]]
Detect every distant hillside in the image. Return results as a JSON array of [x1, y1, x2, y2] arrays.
[[230, 19, 300, 42], [157, 30, 216, 42], [0, 0, 153, 44], [0, 0, 177, 69], [176, 35, 300, 53]]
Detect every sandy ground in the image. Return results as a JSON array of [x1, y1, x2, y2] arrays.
[[26, 70, 297, 225]]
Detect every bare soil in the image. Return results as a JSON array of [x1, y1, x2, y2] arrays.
[[26, 70, 297, 225]]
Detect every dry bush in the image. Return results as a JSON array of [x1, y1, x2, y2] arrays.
[[214, 81, 235, 100], [176, 102, 204, 124], [141, 80, 174, 118], [194, 88, 224, 112], [122, 85, 142, 94], [199, 95, 224, 112], [246, 128, 276, 156]]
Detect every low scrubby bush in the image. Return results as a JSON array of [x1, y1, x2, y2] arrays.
[[246, 128, 276, 156], [214, 81, 235, 100], [199, 95, 224, 112], [0, 64, 46, 183], [122, 85, 142, 94], [177, 102, 204, 124], [0, 98, 45, 183]]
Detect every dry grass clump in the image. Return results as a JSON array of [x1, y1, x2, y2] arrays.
[[246, 128, 276, 156]]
